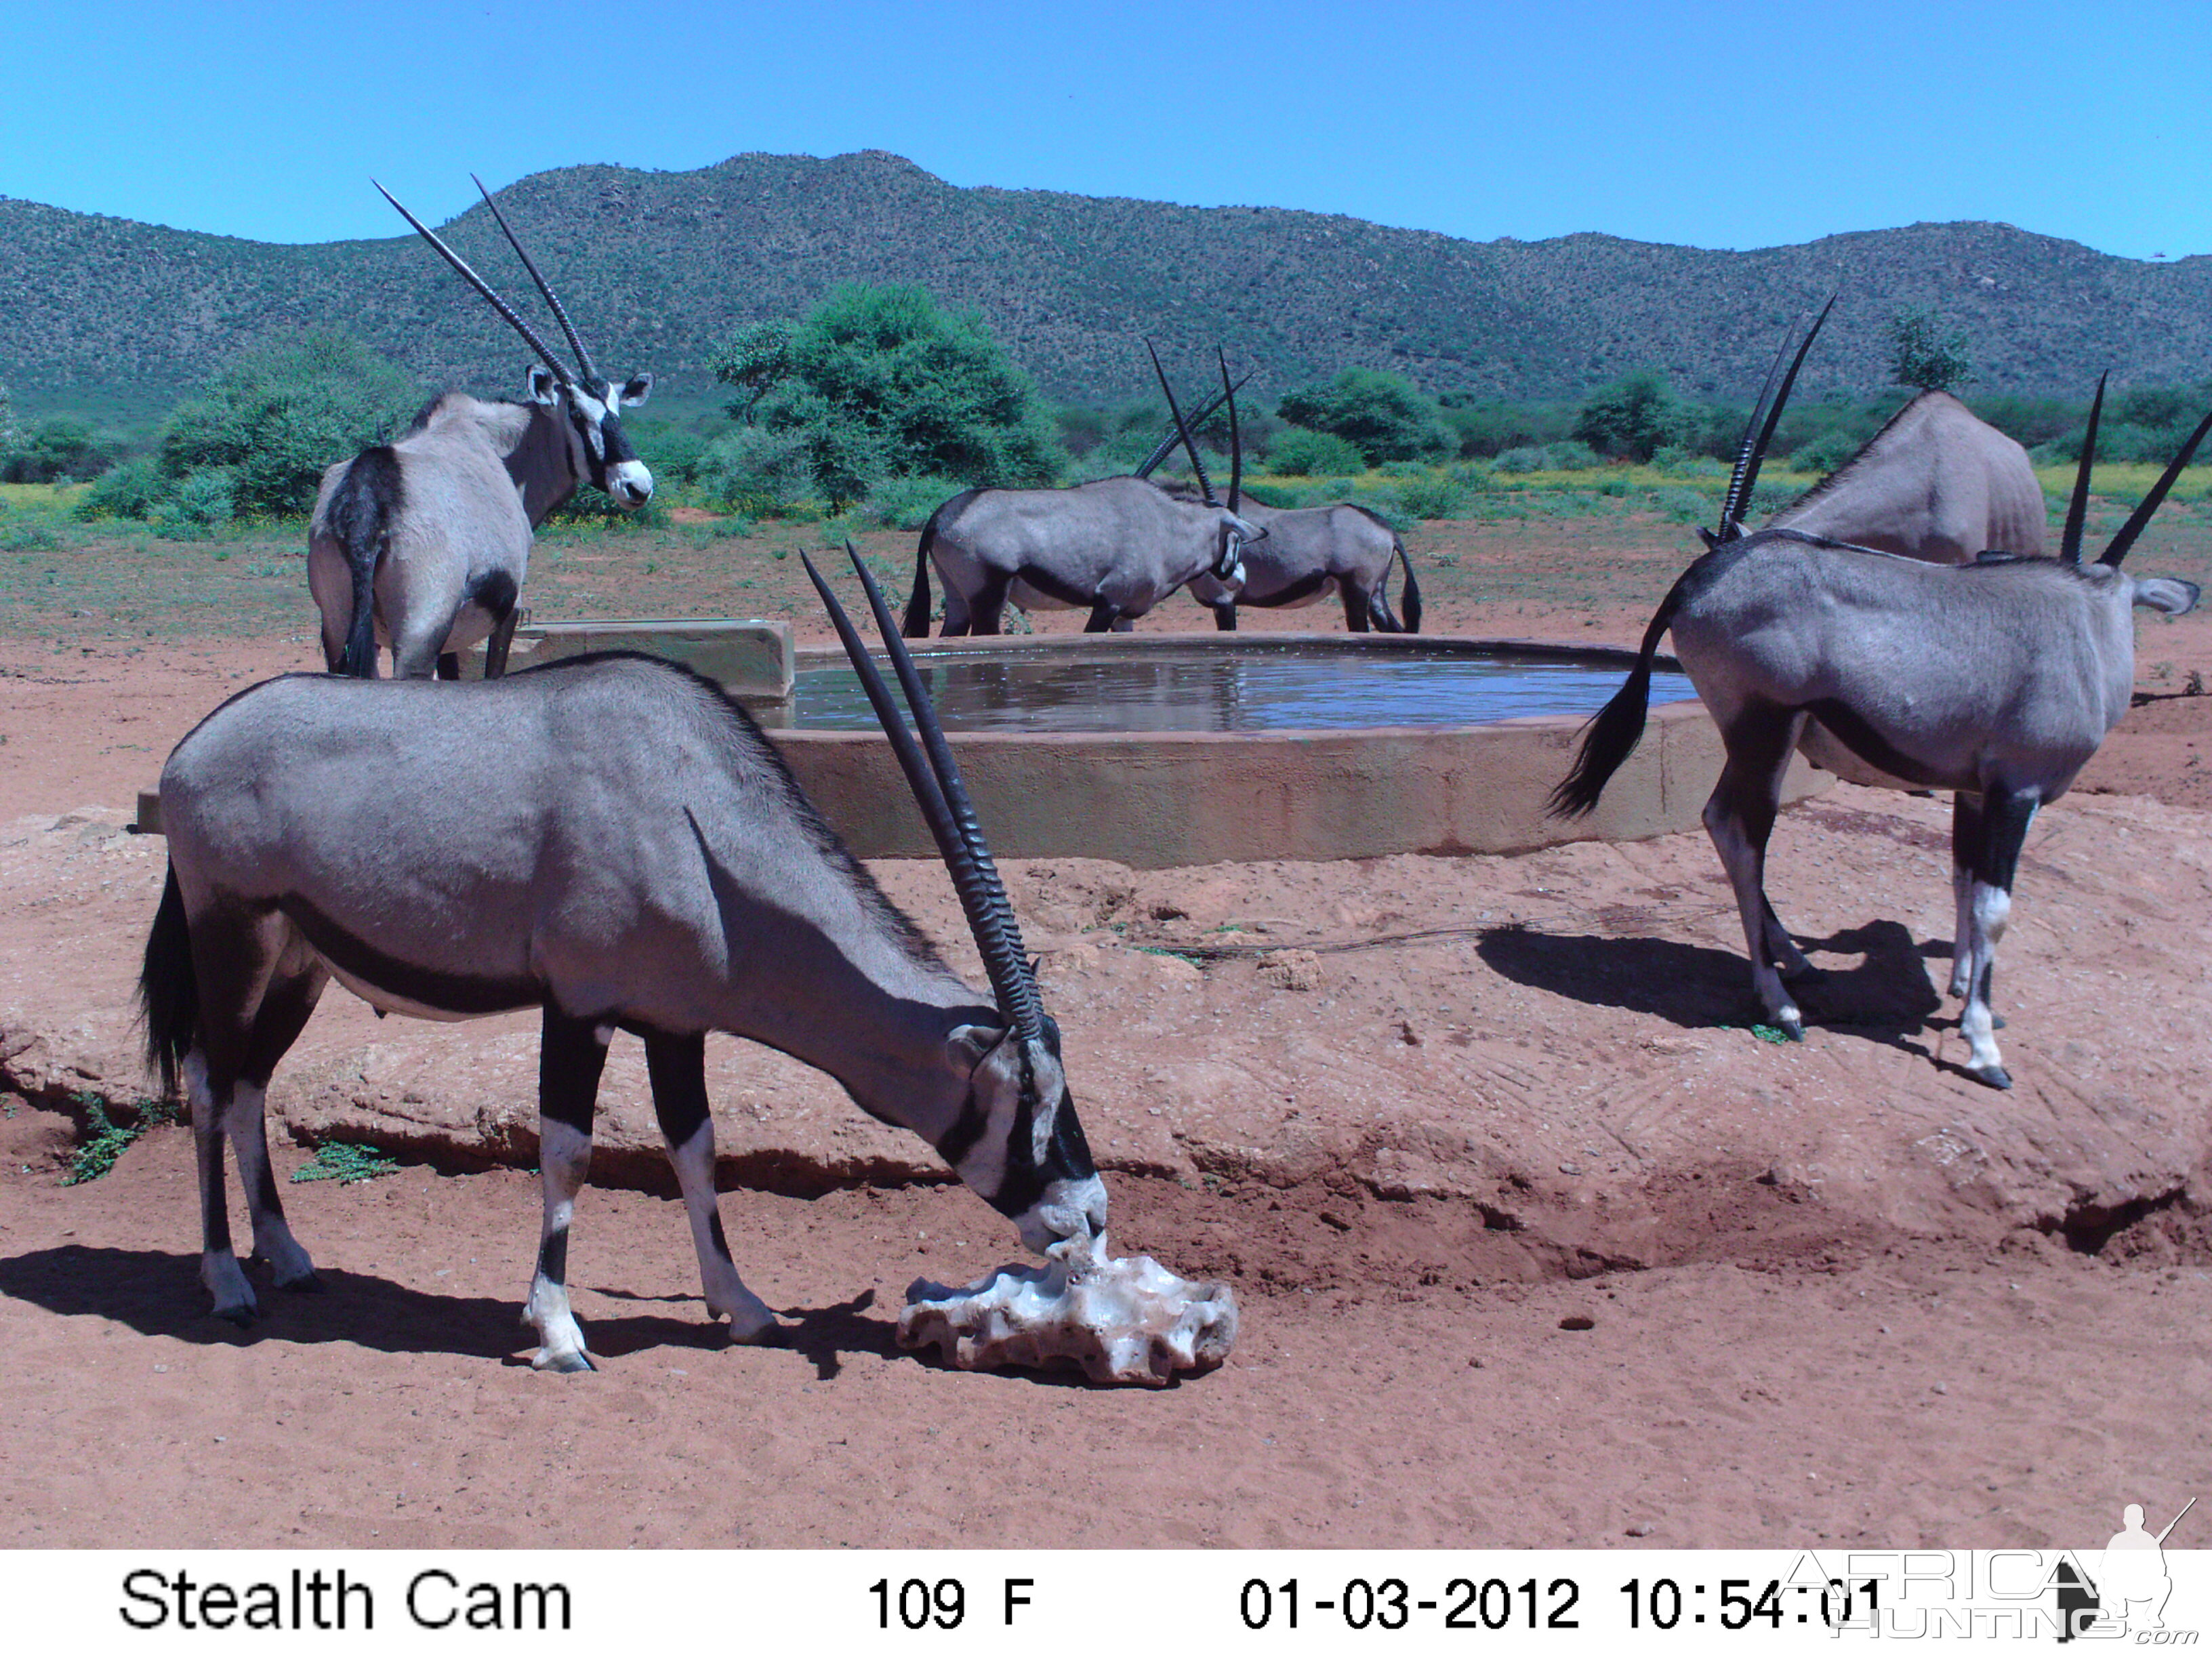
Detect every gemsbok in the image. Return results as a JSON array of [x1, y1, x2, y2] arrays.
[[307, 178, 654, 679], [902, 345, 1263, 636], [141, 546, 1108, 1370], [1551, 373, 2208, 1090]]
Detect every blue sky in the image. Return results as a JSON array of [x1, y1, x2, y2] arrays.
[[6, 0, 2207, 259]]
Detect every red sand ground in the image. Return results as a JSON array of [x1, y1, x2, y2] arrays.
[[2, 532, 2209, 1550]]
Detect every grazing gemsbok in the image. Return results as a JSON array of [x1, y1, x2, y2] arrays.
[[140, 546, 1107, 1370], [1551, 380, 2209, 1090], [1138, 353, 1421, 633], [901, 346, 1263, 636], [307, 178, 653, 679]]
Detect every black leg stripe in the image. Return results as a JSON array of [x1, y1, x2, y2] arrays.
[[540, 1009, 610, 1136], [708, 1212, 733, 1263], [536, 1224, 569, 1284]]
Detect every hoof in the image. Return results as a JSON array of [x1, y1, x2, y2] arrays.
[[533, 1349, 596, 1374], [1969, 1063, 2014, 1092], [726, 1313, 784, 1347], [278, 1271, 324, 1294], [214, 1305, 257, 1329], [1778, 1016, 1805, 1042], [1992, 1013, 2007, 1031]]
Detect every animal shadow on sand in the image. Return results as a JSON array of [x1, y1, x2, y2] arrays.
[[1478, 918, 1974, 1069], [0, 1246, 938, 1376]]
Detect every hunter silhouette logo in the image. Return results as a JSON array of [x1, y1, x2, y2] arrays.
[[2057, 1497, 2195, 1640]]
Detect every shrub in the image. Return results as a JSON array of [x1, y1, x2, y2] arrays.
[[1390, 470, 1472, 521], [712, 283, 1064, 510], [1574, 369, 1702, 462], [1267, 426, 1367, 476], [1277, 368, 1454, 465], [698, 426, 816, 517], [1495, 441, 1601, 473], [75, 455, 165, 520], [1889, 306, 1973, 393], [2, 417, 119, 484], [154, 468, 237, 537], [865, 472, 968, 531], [156, 330, 419, 518]]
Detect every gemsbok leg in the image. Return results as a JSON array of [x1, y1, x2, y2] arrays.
[[642, 1031, 779, 1343], [1702, 702, 1816, 1036], [184, 916, 326, 1322], [526, 1010, 609, 1371], [1952, 785, 2038, 1090]]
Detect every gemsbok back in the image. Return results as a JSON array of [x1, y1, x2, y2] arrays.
[[307, 178, 654, 680], [1551, 375, 2209, 1090], [141, 547, 1107, 1371]]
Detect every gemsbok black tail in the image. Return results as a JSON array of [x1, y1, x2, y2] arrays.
[[1395, 537, 1423, 634], [140, 862, 197, 1099], [323, 447, 403, 676], [903, 501, 947, 637], [1548, 575, 1693, 818]]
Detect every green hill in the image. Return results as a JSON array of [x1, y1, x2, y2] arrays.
[[3, 150, 2208, 414]]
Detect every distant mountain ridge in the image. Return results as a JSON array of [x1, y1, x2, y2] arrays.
[[3, 150, 2209, 413]]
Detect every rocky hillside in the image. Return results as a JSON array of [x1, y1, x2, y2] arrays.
[[3, 150, 2208, 409]]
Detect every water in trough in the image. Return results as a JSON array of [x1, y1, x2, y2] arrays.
[[790, 640, 1696, 733]]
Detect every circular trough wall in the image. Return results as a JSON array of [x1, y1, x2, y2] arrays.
[[766, 633, 1829, 869]]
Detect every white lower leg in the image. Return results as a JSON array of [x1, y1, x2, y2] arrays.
[[1959, 882, 2011, 1083], [525, 1120, 594, 1371], [665, 1120, 777, 1343], [1706, 803, 1801, 1033], [226, 1082, 316, 1288]]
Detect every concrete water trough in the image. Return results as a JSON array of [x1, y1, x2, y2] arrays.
[[136, 620, 1828, 865]]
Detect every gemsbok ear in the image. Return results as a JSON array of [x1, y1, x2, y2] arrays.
[[619, 373, 654, 408], [2132, 577, 2200, 616], [526, 366, 560, 405]]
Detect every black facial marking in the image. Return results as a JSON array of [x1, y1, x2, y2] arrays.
[[984, 1082, 1096, 1221], [281, 896, 542, 1015], [935, 1090, 989, 1169]]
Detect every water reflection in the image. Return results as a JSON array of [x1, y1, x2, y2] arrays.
[[790, 644, 1696, 733]]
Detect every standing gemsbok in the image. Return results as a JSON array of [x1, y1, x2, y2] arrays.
[[307, 178, 654, 679], [903, 345, 1262, 636], [1552, 373, 2209, 1090], [141, 546, 1106, 1370], [1140, 354, 1420, 633]]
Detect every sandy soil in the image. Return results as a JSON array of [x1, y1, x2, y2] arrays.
[[2, 527, 2209, 1551]]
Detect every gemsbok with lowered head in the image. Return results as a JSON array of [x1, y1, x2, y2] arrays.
[[1139, 352, 1421, 633], [903, 344, 1263, 635], [142, 546, 1107, 1371], [1553, 361, 2208, 1091], [308, 178, 654, 679]]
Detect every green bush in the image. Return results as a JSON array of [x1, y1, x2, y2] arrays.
[[1277, 368, 1454, 465], [76, 455, 165, 520], [864, 472, 967, 530], [2, 416, 119, 484], [1574, 369, 1702, 462], [1494, 441, 1601, 473], [1889, 307, 1973, 393], [1390, 469, 1473, 521], [711, 283, 1065, 511], [698, 426, 815, 517], [159, 330, 419, 517], [1266, 426, 1368, 476]]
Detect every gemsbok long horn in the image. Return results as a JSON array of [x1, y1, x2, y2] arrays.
[[801, 546, 1043, 1040], [1147, 340, 1216, 506], [1132, 371, 1253, 479], [2060, 375, 2106, 564], [1218, 347, 1243, 514], [373, 180, 575, 390], [472, 173, 600, 386], [1717, 296, 1834, 541]]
